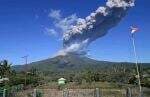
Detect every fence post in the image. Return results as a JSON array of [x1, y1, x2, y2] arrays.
[[63, 88, 68, 97], [126, 87, 132, 97], [95, 88, 100, 97], [3, 89, 6, 97], [33, 89, 37, 97]]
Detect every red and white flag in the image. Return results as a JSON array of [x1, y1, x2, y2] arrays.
[[130, 26, 139, 34]]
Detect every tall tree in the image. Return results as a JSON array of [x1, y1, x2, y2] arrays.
[[0, 60, 12, 77]]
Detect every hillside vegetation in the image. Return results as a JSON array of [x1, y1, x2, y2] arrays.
[[12, 54, 150, 88]]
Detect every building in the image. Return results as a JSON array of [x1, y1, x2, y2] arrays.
[[58, 78, 66, 85]]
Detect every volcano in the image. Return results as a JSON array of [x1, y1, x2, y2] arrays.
[[13, 54, 150, 72]]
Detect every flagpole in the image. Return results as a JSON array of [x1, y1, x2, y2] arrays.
[[131, 35, 142, 97]]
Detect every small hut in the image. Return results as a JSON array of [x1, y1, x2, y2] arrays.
[[58, 78, 66, 85]]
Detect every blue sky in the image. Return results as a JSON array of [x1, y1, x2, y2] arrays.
[[0, 0, 150, 65]]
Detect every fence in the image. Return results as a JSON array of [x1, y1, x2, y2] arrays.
[[11, 87, 150, 97], [1, 87, 150, 97], [0, 84, 24, 97], [0, 89, 6, 97]]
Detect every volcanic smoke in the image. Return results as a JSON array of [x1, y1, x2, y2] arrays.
[[58, 0, 135, 55]]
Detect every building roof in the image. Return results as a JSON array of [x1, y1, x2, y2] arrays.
[[58, 78, 66, 81]]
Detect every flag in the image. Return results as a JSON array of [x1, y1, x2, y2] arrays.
[[130, 26, 139, 34]]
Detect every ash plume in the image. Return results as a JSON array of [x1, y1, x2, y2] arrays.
[[59, 0, 135, 55]]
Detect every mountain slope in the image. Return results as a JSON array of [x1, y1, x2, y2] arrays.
[[13, 54, 150, 72]]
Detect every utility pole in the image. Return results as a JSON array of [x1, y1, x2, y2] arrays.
[[130, 26, 142, 97], [131, 36, 142, 97], [21, 55, 29, 86]]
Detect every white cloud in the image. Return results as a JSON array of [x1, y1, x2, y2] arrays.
[[48, 10, 61, 20], [106, 0, 135, 8], [55, 14, 78, 32], [44, 27, 57, 36], [47, 10, 78, 38]]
